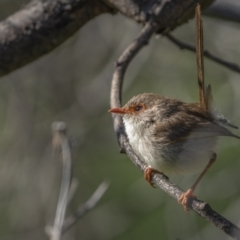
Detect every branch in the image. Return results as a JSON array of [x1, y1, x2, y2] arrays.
[[106, 0, 214, 27], [204, 1, 240, 23], [47, 122, 73, 240], [0, 0, 114, 77], [110, 3, 240, 240], [0, 0, 238, 77], [62, 180, 110, 234], [0, 0, 216, 77], [166, 34, 240, 74], [46, 122, 110, 239]]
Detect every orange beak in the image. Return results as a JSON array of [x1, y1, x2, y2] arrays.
[[108, 107, 126, 114]]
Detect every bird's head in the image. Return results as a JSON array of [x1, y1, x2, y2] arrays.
[[109, 93, 164, 128]]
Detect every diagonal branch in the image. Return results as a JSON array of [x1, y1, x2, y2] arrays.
[[62, 180, 110, 234], [46, 123, 110, 239], [110, 4, 240, 240], [1, 0, 238, 78], [166, 34, 240, 74], [0, 0, 114, 77], [0, 0, 215, 77]]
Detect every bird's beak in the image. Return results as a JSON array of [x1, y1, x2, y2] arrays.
[[108, 107, 126, 114]]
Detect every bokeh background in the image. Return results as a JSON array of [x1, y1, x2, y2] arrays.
[[0, 0, 240, 239]]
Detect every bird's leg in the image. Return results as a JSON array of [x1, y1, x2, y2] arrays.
[[144, 166, 169, 188], [178, 153, 217, 211]]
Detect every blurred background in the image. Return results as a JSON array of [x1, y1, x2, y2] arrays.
[[0, 0, 240, 239]]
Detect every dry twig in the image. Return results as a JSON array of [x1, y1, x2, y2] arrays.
[[62, 180, 110, 233], [110, 3, 240, 240], [166, 34, 240, 74], [46, 122, 110, 239], [47, 122, 73, 240]]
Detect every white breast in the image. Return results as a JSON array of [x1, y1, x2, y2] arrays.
[[123, 117, 217, 175], [123, 118, 166, 171]]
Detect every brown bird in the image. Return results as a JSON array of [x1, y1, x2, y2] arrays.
[[109, 93, 239, 210]]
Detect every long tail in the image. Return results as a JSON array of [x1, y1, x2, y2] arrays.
[[196, 4, 212, 114]]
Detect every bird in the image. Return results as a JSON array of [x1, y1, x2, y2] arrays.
[[109, 92, 239, 210]]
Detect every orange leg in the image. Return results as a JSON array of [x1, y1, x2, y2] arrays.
[[178, 153, 217, 211], [144, 166, 168, 187]]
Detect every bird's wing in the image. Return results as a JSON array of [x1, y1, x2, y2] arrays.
[[215, 117, 239, 129], [152, 109, 239, 143]]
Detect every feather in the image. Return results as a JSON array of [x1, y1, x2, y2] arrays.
[[196, 4, 206, 112]]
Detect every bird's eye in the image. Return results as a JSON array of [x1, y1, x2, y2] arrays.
[[135, 105, 142, 111]]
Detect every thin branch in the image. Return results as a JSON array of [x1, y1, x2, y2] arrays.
[[110, 4, 240, 240], [47, 122, 73, 240], [62, 179, 111, 234], [67, 178, 79, 204], [166, 34, 240, 74], [46, 123, 110, 239]]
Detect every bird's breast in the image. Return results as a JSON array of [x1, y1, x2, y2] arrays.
[[123, 118, 217, 175], [123, 119, 166, 168]]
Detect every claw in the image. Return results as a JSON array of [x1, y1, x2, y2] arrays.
[[144, 167, 168, 187], [178, 189, 197, 211]]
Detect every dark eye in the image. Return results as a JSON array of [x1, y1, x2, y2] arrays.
[[135, 106, 142, 111]]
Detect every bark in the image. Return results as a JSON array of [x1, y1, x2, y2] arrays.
[[0, 0, 113, 76], [106, 0, 214, 29], [0, 0, 217, 77]]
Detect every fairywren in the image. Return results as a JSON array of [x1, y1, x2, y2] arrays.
[[109, 93, 239, 210]]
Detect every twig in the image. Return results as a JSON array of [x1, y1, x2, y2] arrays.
[[166, 34, 240, 74], [110, 4, 240, 240], [46, 123, 110, 239], [47, 122, 73, 240], [67, 178, 79, 204], [62, 180, 111, 234]]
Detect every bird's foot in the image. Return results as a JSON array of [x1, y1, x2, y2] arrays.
[[144, 167, 168, 188], [178, 189, 197, 211]]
